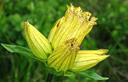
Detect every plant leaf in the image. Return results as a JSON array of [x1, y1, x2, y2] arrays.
[[1, 43, 34, 59], [79, 70, 109, 80]]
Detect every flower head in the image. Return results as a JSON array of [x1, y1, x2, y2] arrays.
[[48, 5, 97, 49], [24, 5, 109, 72]]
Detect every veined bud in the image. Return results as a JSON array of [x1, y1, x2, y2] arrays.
[[48, 38, 79, 72], [48, 5, 97, 49], [23, 21, 52, 60], [71, 49, 109, 72]]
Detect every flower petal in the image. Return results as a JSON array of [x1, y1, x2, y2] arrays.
[[71, 49, 109, 72], [48, 38, 79, 72], [24, 21, 52, 60]]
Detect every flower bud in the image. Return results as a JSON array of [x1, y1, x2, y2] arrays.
[[24, 21, 52, 60], [71, 49, 109, 72]]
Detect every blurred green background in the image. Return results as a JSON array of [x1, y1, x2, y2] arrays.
[[0, 0, 128, 82]]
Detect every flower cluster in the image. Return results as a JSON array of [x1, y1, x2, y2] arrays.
[[23, 5, 109, 72]]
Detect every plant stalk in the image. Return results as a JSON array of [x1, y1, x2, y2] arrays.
[[46, 73, 53, 82]]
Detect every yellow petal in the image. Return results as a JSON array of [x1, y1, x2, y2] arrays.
[[71, 49, 109, 72], [48, 17, 64, 43], [48, 38, 79, 72], [24, 21, 52, 60], [48, 5, 97, 49]]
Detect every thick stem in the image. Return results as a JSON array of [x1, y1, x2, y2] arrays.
[[46, 73, 53, 82]]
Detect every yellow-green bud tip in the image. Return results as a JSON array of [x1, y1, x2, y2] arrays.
[[23, 21, 52, 60]]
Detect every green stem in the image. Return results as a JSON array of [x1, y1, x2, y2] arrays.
[[46, 73, 53, 82]]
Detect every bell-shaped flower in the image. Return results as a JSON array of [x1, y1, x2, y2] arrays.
[[48, 5, 97, 49]]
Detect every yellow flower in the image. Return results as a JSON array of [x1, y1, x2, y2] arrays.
[[24, 5, 109, 72], [48, 5, 97, 49]]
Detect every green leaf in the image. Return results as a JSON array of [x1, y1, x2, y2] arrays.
[[1, 43, 34, 59], [64, 71, 76, 79], [79, 70, 109, 80], [64, 72, 77, 82]]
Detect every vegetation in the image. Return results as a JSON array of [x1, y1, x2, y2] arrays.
[[0, 0, 128, 82]]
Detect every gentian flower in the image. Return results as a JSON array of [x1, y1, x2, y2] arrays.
[[24, 5, 109, 72]]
